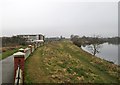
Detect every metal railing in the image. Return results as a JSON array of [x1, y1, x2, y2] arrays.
[[14, 65, 23, 85]]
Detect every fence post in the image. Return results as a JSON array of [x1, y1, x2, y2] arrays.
[[13, 52, 25, 84]]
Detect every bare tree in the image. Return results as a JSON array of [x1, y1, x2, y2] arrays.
[[88, 35, 101, 56], [88, 43, 101, 56]]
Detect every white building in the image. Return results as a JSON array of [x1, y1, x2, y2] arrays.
[[17, 34, 45, 43]]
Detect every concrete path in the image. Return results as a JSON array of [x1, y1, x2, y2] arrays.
[[0, 55, 14, 84]]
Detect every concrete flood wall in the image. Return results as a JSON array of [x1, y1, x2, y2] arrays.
[[13, 42, 44, 84], [24, 48, 31, 60], [32, 46, 35, 53]]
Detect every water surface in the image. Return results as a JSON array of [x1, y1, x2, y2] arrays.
[[82, 43, 119, 65]]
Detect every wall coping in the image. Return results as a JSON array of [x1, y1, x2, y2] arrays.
[[13, 52, 25, 56]]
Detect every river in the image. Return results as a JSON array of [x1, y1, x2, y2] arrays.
[[81, 42, 119, 65]]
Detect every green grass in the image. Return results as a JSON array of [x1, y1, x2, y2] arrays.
[[0, 49, 18, 60], [0, 45, 27, 60], [24, 40, 120, 83]]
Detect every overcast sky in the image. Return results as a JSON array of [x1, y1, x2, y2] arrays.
[[0, 0, 119, 38]]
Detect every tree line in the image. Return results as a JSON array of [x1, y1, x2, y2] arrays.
[[71, 35, 120, 46], [71, 35, 120, 55], [2, 36, 27, 47]]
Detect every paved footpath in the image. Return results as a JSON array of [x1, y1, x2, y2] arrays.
[[0, 55, 14, 84]]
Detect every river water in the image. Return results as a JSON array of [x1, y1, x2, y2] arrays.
[[81, 42, 119, 65]]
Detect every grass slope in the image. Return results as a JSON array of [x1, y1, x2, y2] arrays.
[[25, 40, 120, 83]]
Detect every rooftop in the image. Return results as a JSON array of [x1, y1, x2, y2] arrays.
[[17, 34, 44, 36]]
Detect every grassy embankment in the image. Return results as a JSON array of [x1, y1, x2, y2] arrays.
[[25, 40, 120, 83], [0, 46, 27, 60]]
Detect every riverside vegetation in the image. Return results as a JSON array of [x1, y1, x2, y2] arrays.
[[25, 40, 120, 83]]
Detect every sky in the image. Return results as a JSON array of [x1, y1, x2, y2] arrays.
[[0, 0, 119, 38]]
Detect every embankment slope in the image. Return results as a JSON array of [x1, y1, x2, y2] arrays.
[[25, 40, 120, 83]]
